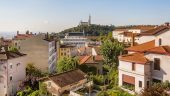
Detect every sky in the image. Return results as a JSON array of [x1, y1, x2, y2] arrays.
[[0, 0, 170, 33]]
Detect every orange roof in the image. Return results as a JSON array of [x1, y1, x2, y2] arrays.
[[119, 53, 149, 64], [139, 26, 170, 36], [146, 46, 170, 55], [125, 40, 155, 52], [14, 34, 33, 40], [79, 55, 103, 64]]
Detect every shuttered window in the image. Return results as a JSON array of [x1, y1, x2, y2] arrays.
[[154, 58, 160, 70]]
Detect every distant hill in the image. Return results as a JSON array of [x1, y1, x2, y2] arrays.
[[59, 24, 115, 36]]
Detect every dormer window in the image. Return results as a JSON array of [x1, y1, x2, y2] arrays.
[[159, 38, 162, 46]]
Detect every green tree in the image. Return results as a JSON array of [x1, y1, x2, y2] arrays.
[[26, 63, 43, 77], [8, 46, 18, 52], [100, 40, 124, 67], [56, 57, 78, 73], [140, 83, 169, 96], [39, 82, 48, 96]]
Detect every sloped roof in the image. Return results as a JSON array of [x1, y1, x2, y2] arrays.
[[79, 55, 103, 64], [48, 69, 86, 87], [146, 46, 170, 55], [0, 47, 26, 60], [125, 40, 155, 52], [119, 53, 149, 64], [139, 26, 170, 36]]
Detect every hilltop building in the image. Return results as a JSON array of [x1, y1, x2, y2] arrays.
[[79, 15, 91, 26]]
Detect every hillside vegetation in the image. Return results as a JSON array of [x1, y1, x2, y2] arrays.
[[60, 24, 115, 36]]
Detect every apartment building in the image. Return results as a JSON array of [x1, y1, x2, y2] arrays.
[[13, 31, 34, 50], [0, 46, 27, 96], [60, 32, 88, 48], [20, 33, 57, 73], [118, 23, 170, 93], [58, 44, 77, 59]]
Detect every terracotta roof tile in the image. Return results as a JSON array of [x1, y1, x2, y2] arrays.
[[139, 26, 170, 36], [146, 46, 170, 55], [79, 55, 103, 64], [49, 69, 86, 87], [125, 40, 155, 52], [119, 53, 149, 64]]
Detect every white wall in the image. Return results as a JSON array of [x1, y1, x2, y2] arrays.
[[136, 36, 155, 44], [119, 60, 151, 92], [7, 56, 26, 96], [145, 53, 170, 81]]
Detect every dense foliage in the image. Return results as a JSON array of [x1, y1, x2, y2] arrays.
[[60, 24, 115, 36], [140, 81, 170, 96], [97, 88, 133, 96], [100, 39, 124, 67], [56, 57, 78, 73], [26, 63, 46, 77], [17, 83, 49, 96]]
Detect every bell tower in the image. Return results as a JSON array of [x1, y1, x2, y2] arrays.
[[88, 14, 91, 25]]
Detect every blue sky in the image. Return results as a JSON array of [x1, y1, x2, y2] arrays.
[[0, 0, 170, 33]]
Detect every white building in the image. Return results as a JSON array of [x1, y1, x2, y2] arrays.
[[0, 47, 27, 96], [60, 32, 88, 48], [112, 25, 156, 44], [118, 24, 170, 94]]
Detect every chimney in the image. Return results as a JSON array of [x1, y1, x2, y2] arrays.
[[131, 33, 135, 47], [46, 32, 49, 39], [17, 31, 19, 35], [92, 56, 95, 61], [165, 22, 170, 26]]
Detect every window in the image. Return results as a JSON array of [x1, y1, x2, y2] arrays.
[[147, 81, 150, 88], [48, 82, 51, 88], [10, 64, 12, 69], [154, 58, 160, 70], [16, 63, 20, 66], [139, 81, 142, 88], [10, 76, 12, 81], [153, 79, 161, 83], [159, 38, 162, 46], [132, 63, 135, 71]]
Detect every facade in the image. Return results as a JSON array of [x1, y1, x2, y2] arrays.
[[58, 44, 77, 58], [79, 55, 103, 74], [20, 34, 57, 73], [118, 24, 170, 93], [13, 31, 34, 50], [60, 32, 88, 48], [42, 69, 87, 96], [137, 25, 170, 44], [0, 47, 27, 96], [112, 25, 156, 44]]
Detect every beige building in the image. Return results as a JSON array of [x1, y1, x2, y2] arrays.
[[42, 69, 87, 96], [0, 46, 27, 96], [58, 44, 77, 59], [20, 34, 57, 73]]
